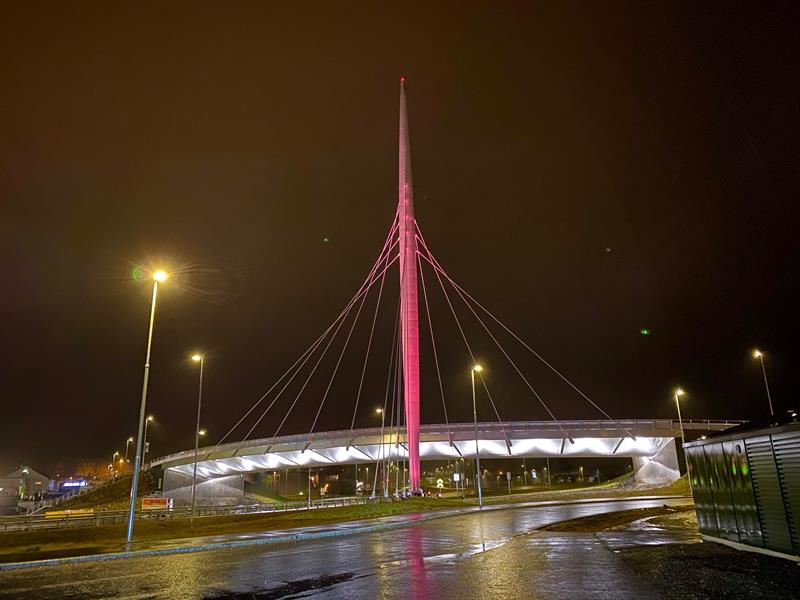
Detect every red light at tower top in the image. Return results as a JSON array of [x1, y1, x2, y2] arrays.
[[400, 76, 406, 83]]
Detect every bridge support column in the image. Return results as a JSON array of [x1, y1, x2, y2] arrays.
[[632, 438, 680, 485]]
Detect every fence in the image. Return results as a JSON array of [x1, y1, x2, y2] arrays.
[[0, 495, 381, 534]]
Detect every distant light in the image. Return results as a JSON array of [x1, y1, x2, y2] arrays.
[[147, 415, 154, 422], [375, 408, 383, 414], [675, 388, 685, 397], [753, 349, 763, 358], [640, 328, 651, 336], [152, 270, 168, 283], [199, 429, 207, 436], [191, 354, 203, 362], [128, 436, 134, 443], [472, 364, 483, 373]]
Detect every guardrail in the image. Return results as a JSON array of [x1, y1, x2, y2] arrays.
[[0, 495, 381, 534]]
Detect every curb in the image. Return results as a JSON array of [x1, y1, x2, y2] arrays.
[[0, 495, 689, 572]]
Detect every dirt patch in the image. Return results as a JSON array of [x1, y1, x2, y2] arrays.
[[539, 505, 694, 532]]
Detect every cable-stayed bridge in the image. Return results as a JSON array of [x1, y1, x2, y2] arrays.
[[156, 81, 740, 502]]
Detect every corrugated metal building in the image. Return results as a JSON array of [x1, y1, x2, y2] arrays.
[[684, 418, 800, 561]]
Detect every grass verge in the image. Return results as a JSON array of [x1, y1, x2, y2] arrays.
[[0, 498, 462, 561]]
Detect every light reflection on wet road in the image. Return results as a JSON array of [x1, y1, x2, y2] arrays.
[[0, 498, 693, 599]]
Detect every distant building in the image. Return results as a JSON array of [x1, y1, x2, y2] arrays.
[[0, 465, 54, 515]]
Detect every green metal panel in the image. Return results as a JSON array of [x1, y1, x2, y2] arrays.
[[686, 445, 719, 537], [746, 435, 793, 554], [704, 442, 739, 542], [722, 439, 762, 546], [772, 430, 800, 553]]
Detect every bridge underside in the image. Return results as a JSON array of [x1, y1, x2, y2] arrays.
[[155, 420, 737, 496]]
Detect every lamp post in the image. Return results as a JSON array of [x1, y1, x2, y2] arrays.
[[471, 364, 484, 507], [143, 415, 155, 457], [753, 350, 775, 418], [190, 353, 205, 525], [372, 408, 385, 499], [124, 436, 134, 463], [126, 269, 168, 544], [111, 451, 119, 478], [674, 388, 686, 448]]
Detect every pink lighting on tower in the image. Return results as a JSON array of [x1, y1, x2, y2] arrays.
[[398, 77, 421, 494]]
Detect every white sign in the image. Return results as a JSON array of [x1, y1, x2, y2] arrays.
[[506, 471, 512, 481], [452, 473, 461, 482]]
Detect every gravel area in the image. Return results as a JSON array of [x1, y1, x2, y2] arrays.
[[619, 541, 800, 599]]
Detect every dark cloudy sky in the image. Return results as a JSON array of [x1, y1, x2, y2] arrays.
[[1, 2, 797, 474]]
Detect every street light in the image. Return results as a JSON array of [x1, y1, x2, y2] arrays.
[[674, 388, 686, 448], [126, 268, 168, 543], [125, 436, 134, 463], [190, 353, 205, 525], [753, 350, 775, 418], [112, 451, 119, 478], [372, 408, 386, 499], [143, 415, 155, 456], [471, 364, 484, 507]]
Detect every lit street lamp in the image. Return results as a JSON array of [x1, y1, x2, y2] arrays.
[[126, 268, 168, 544], [753, 350, 775, 418], [125, 436, 134, 463], [674, 388, 686, 448], [190, 353, 205, 525], [143, 415, 155, 456], [372, 408, 385, 499], [471, 364, 484, 507], [112, 451, 119, 478]]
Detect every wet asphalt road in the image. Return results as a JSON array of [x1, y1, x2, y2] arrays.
[[0, 498, 693, 599]]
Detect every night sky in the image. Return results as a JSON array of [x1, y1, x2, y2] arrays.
[[1, 3, 797, 475]]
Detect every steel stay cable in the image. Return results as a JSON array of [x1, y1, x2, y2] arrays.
[[347, 250, 392, 441], [231, 241, 401, 450], [304, 256, 387, 446], [209, 217, 399, 454], [417, 247, 569, 440], [417, 252, 451, 431], [410, 228, 511, 432], [415, 226, 633, 440], [274, 253, 400, 443]]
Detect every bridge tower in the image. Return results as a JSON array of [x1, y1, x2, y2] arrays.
[[398, 78, 421, 494]]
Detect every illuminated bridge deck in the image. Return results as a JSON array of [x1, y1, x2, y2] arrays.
[[153, 419, 739, 480]]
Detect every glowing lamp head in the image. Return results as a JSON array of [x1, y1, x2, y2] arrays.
[[675, 388, 685, 397], [128, 436, 134, 443], [472, 364, 483, 373], [375, 408, 383, 414], [152, 270, 168, 283], [191, 354, 203, 362], [753, 350, 763, 359], [147, 415, 154, 422], [199, 429, 207, 436]]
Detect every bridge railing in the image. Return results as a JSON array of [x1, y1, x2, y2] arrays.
[[0, 495, 381, 534], [151, 418, 743, 468]]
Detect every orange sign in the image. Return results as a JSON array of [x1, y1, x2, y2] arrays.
[[142, 497, 170, 511]]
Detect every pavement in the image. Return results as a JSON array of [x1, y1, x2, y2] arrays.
[[0, 496, 695, 599]]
